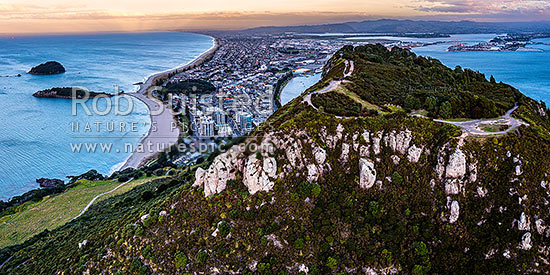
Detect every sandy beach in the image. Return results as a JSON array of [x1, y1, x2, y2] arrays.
[[120, 37, 219, 169]]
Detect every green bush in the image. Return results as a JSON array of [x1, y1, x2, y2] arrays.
[[174, 251, 188, 269], [294, 238, 305, 250]]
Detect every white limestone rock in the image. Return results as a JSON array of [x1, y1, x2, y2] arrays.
[[391, 155, 401, 165], [477, 186, 488, 197], [340, 143, 350, 163], [396, 130, 413, 154], [313, 146, 327, 165], [519, 212, 531, 231], [521, 232, 532, 250], [243, 154, 276, 195], [445, 179, 461, 195], [372, 132, 383, 155], [361, 131, 370, 144], [359, 158, 376, 189], [359, 145, 370, 158], [469, 162, 478, 182], [194, 148, 241, 197], [307, 164, 319, 183], [446, 149, 467, 178], [536, 219, 546, 235], [193, 167, 206, 187], [407, 145, 422, 163], [450, 200, 460, 223]]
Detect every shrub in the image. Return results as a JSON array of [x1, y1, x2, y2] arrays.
[[218, 221, 231, 238], [413, 241, 428, 256], [294, 238, 305, 250], [196, 250, 207, 263], [326, 257, 338, 270], [174, 251, 188, 269]]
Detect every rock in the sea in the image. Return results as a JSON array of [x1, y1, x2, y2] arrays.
[[36, 178, 64, 188], [28, 61, 65, 75]]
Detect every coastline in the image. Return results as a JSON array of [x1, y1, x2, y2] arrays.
[[119, 36, 219, 170]]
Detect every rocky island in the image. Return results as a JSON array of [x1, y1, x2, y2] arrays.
[[28, 61, 66, 75], [33, 87, 114, 99]]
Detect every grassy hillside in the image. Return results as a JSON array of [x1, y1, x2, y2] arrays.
[[0, 176, 163, 248]]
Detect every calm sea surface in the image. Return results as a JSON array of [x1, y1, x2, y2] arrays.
[[0, 32, 213, 200]]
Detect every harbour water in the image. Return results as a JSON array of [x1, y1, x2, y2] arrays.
[[0, 32, 213, 200]]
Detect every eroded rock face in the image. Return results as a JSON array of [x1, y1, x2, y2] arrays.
[[359, 158, 376, 189], [407, 145, 423, 163], [313, 146, 327, 165], [521, 232, 532, 250], [341, 143, 350, 163], [450, 200, 460, 223], [372, 132, 383, 155], [519, 212, 531, 231], [243, 154, 277, 195], [200, 150, 239, 197], [446, 149, 467, 178]]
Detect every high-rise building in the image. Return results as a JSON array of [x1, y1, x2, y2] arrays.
[[198, 116, 214, 137], [236, 111, 253, 133], [213, 108, 226, 126]]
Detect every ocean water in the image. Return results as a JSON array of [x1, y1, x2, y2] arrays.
[[0, 32, 213, 200]]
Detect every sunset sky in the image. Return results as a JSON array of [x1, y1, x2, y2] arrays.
[[1, 0, 549, 34]]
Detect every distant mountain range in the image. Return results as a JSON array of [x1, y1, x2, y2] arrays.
[[241, 19, 550, 34]]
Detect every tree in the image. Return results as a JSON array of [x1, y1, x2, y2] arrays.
[[439, 101, 453, 119], [404, 94, 420, 110], [490, 75, 496, 83], [424, 96, 438, 114]]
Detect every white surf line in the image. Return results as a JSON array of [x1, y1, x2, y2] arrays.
[[70, 180, 131, 221]]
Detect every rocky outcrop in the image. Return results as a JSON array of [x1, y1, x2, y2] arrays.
[[450, 200, 460, 223], [243, 154, 277, 195], [446, 149, 467, 178], [359, 158, 376, 189], [519, 212, 531, 231], [521, 232, 532, 250], [36, 178, 64, 188]]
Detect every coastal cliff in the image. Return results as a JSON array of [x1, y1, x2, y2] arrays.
[[28, 61, 65, 75], [2, 45, 550, 274]]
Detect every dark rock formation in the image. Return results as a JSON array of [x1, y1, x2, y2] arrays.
[[36, 178, 65, 188], [28, 61, 66, 75], [33, 87, 112, 99]]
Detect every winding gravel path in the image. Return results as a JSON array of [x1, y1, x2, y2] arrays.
[[70, 180, 131, 221]]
